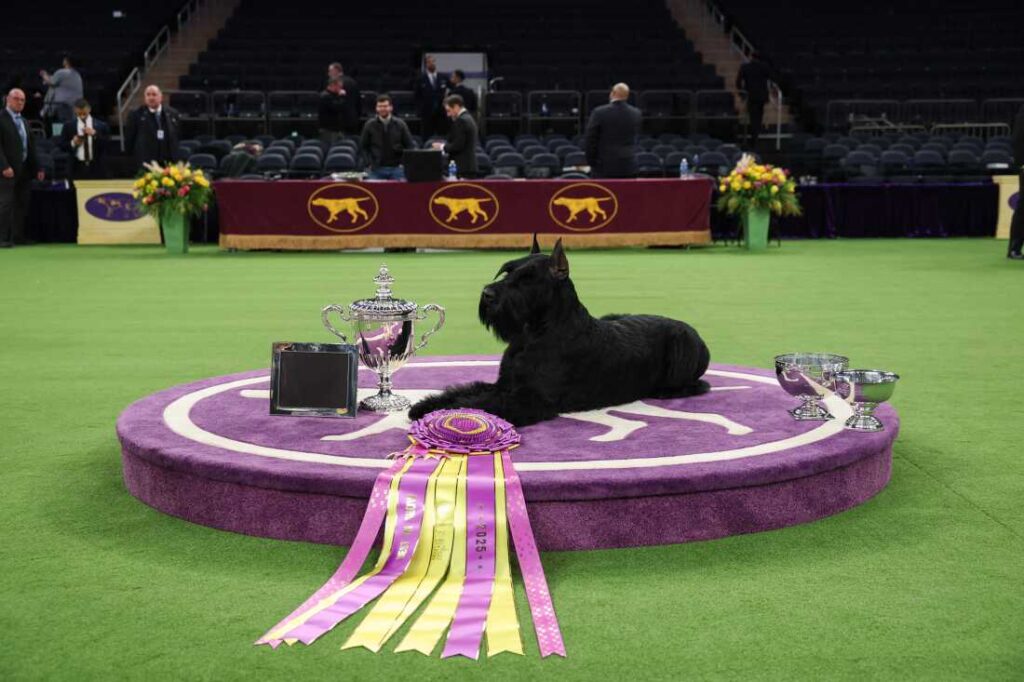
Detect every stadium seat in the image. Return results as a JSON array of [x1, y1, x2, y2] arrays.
[[879, 150, 910, 176], [635, 152, 664, 177], [979, 149, 1012, 172], [526, 153, 561, 178], [843, 150, 879, 180], [290, 153, 324, 178], [475, 153, 493, 176], [256, 154, 288, 174], [493, 152, 526, 178], [562, 151, 588, 170], [912, 150, 946, 175], [188, 153, 218, 175], [323, 154, 357, 173], [947, 149, 980, 174], [696, 151, 730, 176]]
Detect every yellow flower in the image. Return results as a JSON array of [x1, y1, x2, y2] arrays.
[[770, 185, 779, 194], [161, 177, 175, 187], [195, 176, 210, 188], [148, 181, 158, 191], [742, 181, 752, 190], [719, 184, 727, 193], [133, 178, 145, 189], [771, 200, 782, 212]]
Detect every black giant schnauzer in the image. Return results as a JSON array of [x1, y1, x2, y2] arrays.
[[409, 238, 710, 426]]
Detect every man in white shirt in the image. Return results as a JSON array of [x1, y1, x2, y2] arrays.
[[60, 99, 108, 179]]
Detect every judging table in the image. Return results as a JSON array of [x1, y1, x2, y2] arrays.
[[214, 177, 714, 250]]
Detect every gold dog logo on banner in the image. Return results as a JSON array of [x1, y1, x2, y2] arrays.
[[308, 183, 380, 233], [428, 183, 499, 232], [548, 183, 619, 232]]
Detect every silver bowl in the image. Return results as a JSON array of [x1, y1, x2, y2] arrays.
[[774, 352, 850, 421], [834, 369, 899, 432]]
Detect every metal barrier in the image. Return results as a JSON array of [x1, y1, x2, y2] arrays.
[[980, 98, 1024, 127], [116, 68, 143, 150], [826, 100, 900, 130], [115, 0, 208, 149], [930, 123, 1011, 139]]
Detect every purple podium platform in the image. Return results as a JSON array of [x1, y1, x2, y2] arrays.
[[117, 356, 898, 551]]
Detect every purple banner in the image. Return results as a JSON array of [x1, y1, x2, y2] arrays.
[[257, 458, 405, 648], [442, 455, 497, 659], [277, 457, 438, 645], [503, 452, 566, 657]]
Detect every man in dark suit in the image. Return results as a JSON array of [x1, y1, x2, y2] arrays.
[[60, 98, 108, 180], [447, 70, 477, 114], [1008, 104, 1024, 259], [0, 89, 44, 247], [434, 95, 478, 178], [736, 53, 774, 151], [124, 85, 181, 170], [325, 63, 361, 135], [584, 83, 642, 179], [414, 55, 448, 140]]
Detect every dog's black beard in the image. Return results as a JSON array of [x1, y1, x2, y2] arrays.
[[479, 279, 585, 343]]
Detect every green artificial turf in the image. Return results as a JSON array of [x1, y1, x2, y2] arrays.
[[1, 240, 1022, 681]]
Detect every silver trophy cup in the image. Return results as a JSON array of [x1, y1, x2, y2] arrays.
[[774, 352, 850, 421], [322, 264, 445, 413], [834, 369, 899, 432]]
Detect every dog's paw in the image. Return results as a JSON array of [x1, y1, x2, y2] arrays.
[[408, 396, 445, 421]]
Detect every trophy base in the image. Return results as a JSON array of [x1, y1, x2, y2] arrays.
[[844, 414, 884, 432], [788, 403, 834, 421], [359, 392, 411, 413]]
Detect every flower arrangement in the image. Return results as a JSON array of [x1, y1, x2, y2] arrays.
[[716, 154, 801, 216], [132, 161, 213, 217]]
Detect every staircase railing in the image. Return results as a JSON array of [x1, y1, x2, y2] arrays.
[[115, 0, 209, 149]]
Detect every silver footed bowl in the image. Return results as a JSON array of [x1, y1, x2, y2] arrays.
[[834, 369, 899, 432], [774, 352, 850, 421]]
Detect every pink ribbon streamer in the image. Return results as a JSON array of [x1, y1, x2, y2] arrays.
[[442, 455, 497, 659], [260, 457, 437, 647], [257, 458, 405, 648], [502, 451, 567, 658]]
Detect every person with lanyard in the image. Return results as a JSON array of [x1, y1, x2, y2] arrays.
[[60, 98, 108, 180], [124, 85, 181, 170], [0, 89, 44, 248], [359, 93, 415, 180]]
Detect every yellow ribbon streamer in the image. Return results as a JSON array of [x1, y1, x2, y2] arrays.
[[342, 457, 454, 651], [394, 455, 469, 655], [485, 452, 524, 656], [268, 458, 414, 644]]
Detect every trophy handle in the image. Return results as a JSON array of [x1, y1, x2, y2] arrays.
[[834, 374, 855, 403], [414, 304, 445, 352], [321, 304, 351, 343]]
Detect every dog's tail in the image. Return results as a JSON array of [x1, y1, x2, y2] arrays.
[[678, 379, 711, 397], [652, 379, 711, 400]]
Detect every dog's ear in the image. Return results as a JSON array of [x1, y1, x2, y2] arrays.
[[549, 238, 569, 279], [530, 233, 541, 255]]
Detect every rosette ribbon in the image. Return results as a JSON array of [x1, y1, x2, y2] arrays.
[[256, 409, 566, 659]]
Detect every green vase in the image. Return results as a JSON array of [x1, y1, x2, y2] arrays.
[[742, 207, 771, 251], [161, 210, 189, 254]]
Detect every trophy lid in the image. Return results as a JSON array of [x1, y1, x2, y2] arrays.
[[349, 264, 418, 317]]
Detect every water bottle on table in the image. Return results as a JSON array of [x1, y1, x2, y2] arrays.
[[448, 160, 458, 180], [679, 157, 689, 177]]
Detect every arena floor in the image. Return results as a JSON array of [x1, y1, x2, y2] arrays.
[[2, 240, 1021, 680]]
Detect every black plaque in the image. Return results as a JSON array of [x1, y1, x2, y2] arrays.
[[270, 342, 358, 418]]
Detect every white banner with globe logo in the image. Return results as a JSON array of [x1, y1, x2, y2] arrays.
[[76, 180, 160, 245]]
